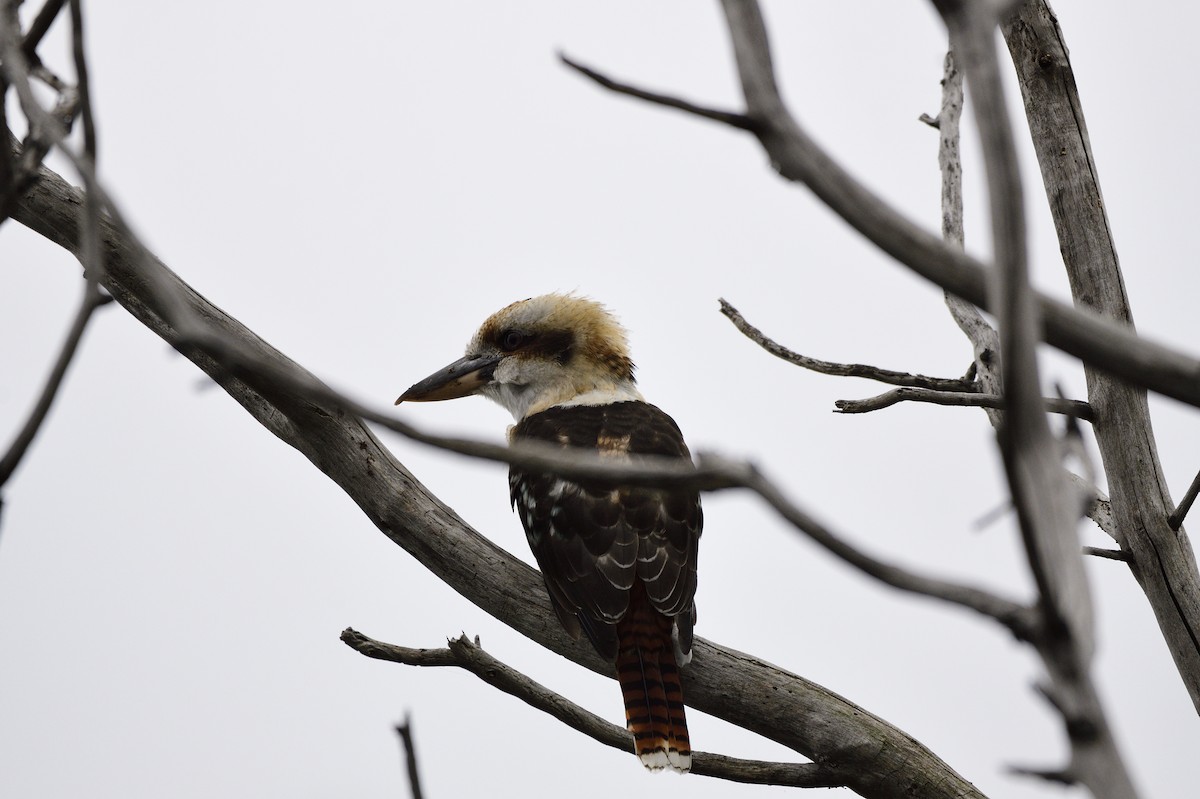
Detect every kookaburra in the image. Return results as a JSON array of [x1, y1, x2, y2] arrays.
[[397, 293, 701, 772]]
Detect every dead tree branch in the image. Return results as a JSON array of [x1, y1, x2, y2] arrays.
[[1002, 0, 1200, 714], [1168, 469, 1200, 531], [343, 629, 842, 789], [565, 3, 1200, 410], [20, 0, 67, 65], [10, 162, 987, 799], [0, 280, 109, 493], [938, 2, 1137, 795], [718, 298, 977, 391], [394, 713, 424, 799], [834, 387, 1091, 419], [929, 47, 1007, 431]]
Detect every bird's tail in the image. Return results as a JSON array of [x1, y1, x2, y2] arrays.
[[616, 596, 691, 772]]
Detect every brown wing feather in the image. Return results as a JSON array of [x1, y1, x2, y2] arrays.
[[509, 401, 702, 661]]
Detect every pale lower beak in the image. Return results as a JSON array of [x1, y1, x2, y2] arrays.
[[396, 353, 502, 404]]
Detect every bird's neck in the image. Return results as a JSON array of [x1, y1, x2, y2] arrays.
[[490, 377, 644, 422]]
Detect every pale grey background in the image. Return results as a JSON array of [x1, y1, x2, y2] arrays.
[[2, 2, 1197, 797]]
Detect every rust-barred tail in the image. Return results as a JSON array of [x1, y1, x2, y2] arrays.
[[615, 593, 691, 772]]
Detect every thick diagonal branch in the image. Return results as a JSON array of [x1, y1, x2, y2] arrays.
[[12, 162, 987, 799]]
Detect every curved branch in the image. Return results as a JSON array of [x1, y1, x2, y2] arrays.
[[11, 163, 987, 799], [560, 54, 755, 130], [565, 1, 1200, 410], [341, 629, 842, 789], [834, 387, 1091, 419], [719, 299, 978, 392], [0, 276, 110, 491]]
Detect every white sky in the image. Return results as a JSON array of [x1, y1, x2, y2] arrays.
[[2, 2, 1198, 797]]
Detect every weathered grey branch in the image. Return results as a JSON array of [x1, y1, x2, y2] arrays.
[[1002, 0, 1200, 714], [20, 0, 67, 64], [342, 629, 842, 789], [834, 387, 1091, 419], [394, 714, 424, 799], [0, 280, 109, 492], [559, 54, 755, 131], [1167, 469, 1200, 532], [568, 0, 1200, 410], [1083, 547, 1131, 563], [929, 47, 1008, 432], [11, 162, 987, 799], [0, 0, 109, 514], [719, 298, 977, 392], [939, 2, 1137, 796]]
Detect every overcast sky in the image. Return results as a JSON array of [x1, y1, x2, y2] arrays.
[[2, 2, 1198, 797]]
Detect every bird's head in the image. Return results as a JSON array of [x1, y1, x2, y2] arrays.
[[397, 293, 642, 420]]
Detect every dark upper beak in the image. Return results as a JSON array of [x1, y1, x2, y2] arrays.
[[395, 353, 502, 404]]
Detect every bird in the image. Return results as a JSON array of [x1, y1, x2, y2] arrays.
[[396, 293, 701, 772]]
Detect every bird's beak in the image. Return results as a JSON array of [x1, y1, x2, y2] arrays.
[[395, 353, 502, 404]]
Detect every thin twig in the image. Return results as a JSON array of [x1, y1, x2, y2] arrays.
[[719, 299, 978, 392], [560, 53, 756, 131], [394, 714, 424, 799], [68, 0, 96, 163], [20, 0, 67, 64], [341, 629, 842, 789], [1083, 547, 1130, 563], [0, 282, 111, 489], [1167, 469, 1200, 531], [0, 7, 196, 336], [834, 387, 1092, 419]]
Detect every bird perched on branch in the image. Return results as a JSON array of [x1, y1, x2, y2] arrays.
[[397, 293, 701, 772]]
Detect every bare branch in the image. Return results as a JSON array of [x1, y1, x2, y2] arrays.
[[559, 53, 755, 131], [20, 0, 67, 64], [710, 0, 1200, 411], [342, 629, 842, 790], [1007, 764, 1076, 785], [834, 387, 1092, 419], [0, 0, 109, 510], [719, 299, 977, 391], [168, 310, 1041, 644], [1083, 547, 1130, 563], [1003, 0, 1200, 715], [180, 326, 1041, 643], [1167, 469, 1200, 531], [938, 2, 1137, 796], [928, 46, 1007, 432], [0, 281, 110, 491], [394, 714, 424, 799], [0, 8, 196, 336], [13, 162, 988, 799], [67, 0, 96, 163]]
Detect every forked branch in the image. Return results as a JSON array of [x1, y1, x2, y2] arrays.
[[342, 629, 841, 789]]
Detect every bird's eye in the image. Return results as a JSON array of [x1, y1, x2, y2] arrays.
[[500, 330, 528, 352]]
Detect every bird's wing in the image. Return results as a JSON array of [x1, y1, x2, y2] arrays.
[[510, 401, 702, 660]]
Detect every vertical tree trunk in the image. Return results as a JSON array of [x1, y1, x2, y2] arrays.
[[1003, 0, 1200, 712]]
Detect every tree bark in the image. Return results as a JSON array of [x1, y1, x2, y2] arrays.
[[1002, 0, 1200, 714], [10, 160, 987, 799]]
